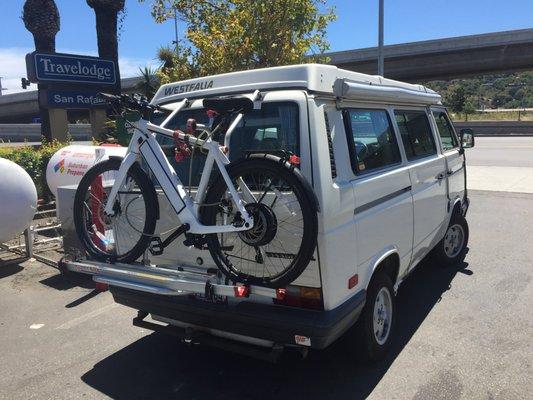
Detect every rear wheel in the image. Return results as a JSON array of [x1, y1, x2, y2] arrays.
[[73, 158, 157, 263], [347, 272, 396, 362], [201, 157, 318, 288]]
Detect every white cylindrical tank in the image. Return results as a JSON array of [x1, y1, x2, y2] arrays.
[[46, 145, 127, 197], [0, 158, 38, 243]]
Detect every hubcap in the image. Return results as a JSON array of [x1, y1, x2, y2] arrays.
[[443, 223, 465, 258], [373, 287, 393, 345], [238, 203, 278, 246]]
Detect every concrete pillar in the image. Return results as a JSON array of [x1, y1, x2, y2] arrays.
[[90, 109, 107, 140], [48, 108, 69, 141]]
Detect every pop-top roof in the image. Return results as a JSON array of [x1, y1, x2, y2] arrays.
[[151, 64, 441, 106]]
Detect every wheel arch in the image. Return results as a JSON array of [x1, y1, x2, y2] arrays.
[[362, 247, 401, 291], [445, 197, 463, 228]]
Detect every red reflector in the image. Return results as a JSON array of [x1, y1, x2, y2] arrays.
[[234, 285, 249, 298], [288, 154, 300, 166], [348, 274, 358, 289], [95, 282, 108, 292], [276, 288, 286, 300]]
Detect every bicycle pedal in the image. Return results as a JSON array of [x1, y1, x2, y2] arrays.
[[149, 237, 164, 256]]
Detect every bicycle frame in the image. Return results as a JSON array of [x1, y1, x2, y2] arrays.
[[102, 99, 255, 235]]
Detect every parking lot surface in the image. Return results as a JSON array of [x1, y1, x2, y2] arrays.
[[466, 137, 533, 193], [1, 189, 532, 400]]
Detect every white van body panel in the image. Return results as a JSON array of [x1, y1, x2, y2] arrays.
[[146, 64, 467, 313]]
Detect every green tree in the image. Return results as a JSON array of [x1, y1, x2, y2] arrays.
[[136, 66, 159, 98], [447, 85, 467, 115], [22, 0, 60, 142], [140, 0, 336, 84], [86, 0, 126, 92], [463, 98, 476, 121]]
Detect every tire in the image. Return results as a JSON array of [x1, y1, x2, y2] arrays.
[[432, 213, 469, 267], [201, 156, 318, 288], [347, 273, 396, 362], [73, 158, 157, 263]]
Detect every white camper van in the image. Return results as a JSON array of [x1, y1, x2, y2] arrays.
[[63, 64, 474, 362]]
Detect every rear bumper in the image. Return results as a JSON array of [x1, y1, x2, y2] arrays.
[[112, 288, 366, 350]]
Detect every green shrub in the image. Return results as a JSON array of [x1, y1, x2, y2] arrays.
[[0, 138, 71, 201]]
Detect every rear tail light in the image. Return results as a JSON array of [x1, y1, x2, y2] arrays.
[[234, 285, 250, 298], [274, 285, 323, 310]]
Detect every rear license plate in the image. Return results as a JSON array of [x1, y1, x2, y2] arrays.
[[192, 293, 227, 304]]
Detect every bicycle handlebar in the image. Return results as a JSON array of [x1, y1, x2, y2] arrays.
[[97, 92, 163, 115]]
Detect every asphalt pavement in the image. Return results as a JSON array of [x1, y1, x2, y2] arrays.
[[1, 139, 532, 399], [466, 136, 533, 168], [466, 137, 533, 193]]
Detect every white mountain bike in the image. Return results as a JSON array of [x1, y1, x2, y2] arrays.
[[73, 92, 318, 288]]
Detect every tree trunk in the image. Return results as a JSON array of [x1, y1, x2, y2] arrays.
[[32, 37, 55, 141], [94, 7, 121, 93]]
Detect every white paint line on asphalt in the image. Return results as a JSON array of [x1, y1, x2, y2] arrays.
[[468, 166, 533, 193], [29, 324, 44, 330], [55, 303, 118, 330]]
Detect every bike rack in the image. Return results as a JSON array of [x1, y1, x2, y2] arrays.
[[58, 258, 280, 300]]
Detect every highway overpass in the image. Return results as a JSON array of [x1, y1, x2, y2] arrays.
[[1, 29, 532, 124], [325, 28, 533, 81]]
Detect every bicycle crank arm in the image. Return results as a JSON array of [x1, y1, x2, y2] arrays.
[[149, 224, 190, 256]]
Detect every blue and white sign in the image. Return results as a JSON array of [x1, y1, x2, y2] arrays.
[[45, 90, 108, 109], [26, 52, 117, 85]]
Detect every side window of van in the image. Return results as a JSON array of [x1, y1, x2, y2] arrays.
[[394, 110, 437, 160], [433, 111, 459, 151], [344, 109, 401, 174]]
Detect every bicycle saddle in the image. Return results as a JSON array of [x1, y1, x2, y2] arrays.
[[203, 97, 254, 114]]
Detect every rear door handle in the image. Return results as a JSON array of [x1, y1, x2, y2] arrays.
[[436, 172, 445, 181]]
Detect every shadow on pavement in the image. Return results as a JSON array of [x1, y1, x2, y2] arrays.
[[0, 262, 24, 279], [65, 288, 102, 308], [40, 271, 95, 291], [81, 259, 472, 400]]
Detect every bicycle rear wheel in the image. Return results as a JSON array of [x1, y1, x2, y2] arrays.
[[73, 158, 157, 263], [201, 156, 318, 288]]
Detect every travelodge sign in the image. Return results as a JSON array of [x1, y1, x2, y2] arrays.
[[26, 52, 117, 85]]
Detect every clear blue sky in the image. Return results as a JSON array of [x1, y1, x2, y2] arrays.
[[1, 0, 532, 92]]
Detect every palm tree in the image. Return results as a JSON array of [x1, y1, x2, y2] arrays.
[[157, 46, 176, 70], [86, 0, 125, 93], [136, 66, 159, 99], [22, 0, 60, 141]]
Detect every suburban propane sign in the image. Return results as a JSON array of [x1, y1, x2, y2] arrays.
[[26, 52, 116, 85]]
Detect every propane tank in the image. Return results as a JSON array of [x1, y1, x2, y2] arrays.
[[0, 158, 38, 243], [46, 145, 126, 197]]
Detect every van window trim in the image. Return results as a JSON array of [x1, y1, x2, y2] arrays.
[[393, 108, 439, 162], [431, 107, 460, 153], [342, 107, 403, 177]]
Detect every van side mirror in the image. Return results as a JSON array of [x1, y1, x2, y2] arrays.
[[460, 128, 475, 150]]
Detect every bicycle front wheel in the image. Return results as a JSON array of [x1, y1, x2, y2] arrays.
[[73, 158, 157, 263], [201, 156, 318, 288]]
